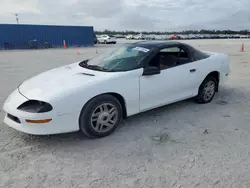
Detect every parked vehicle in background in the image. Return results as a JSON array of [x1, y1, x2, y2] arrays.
[[134, 33, 145, 40], [170, 34, 182, 40], [114, 34, 124, 39], [97, 35, 117, 44], [94, 34, 98, 44], [154, 35, 164, 40], [125, 35, 134, 40], [145, 35, 156, 40]]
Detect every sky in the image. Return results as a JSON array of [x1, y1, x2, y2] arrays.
[[0, 0, 250, 31]]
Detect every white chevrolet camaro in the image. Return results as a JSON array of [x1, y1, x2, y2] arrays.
[[3, 41, 230, 138]]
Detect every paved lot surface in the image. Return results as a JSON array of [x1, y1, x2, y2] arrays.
[[1, 39, 250, 188]]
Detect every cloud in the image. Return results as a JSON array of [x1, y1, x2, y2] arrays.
[[72, 0, 124, 18], [0, 0, 40, 15], [0, 0, 250, 31]]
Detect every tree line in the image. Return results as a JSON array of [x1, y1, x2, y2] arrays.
[[95, 29, 250, 35]]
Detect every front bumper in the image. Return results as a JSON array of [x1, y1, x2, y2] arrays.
[[3, 89, 79, 135]]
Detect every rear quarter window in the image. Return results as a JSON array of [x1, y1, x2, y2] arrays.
[[193, 50, 210, 61]]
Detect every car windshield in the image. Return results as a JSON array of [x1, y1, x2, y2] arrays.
[[79, 44, 151, 72]]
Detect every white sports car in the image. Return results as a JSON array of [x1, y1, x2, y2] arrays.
[[3, 41, 230, 138]]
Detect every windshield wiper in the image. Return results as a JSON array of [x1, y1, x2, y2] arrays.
[[86, 65, 109, 71], [80, 62, 113, 72]]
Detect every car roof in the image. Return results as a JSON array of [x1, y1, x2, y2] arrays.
[[124, 41, 209, 60], [131, 40, 184, 49], [137, 40, 180, 45]]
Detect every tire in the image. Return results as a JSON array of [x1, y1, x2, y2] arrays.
[[195, 76, 218, 104], [79, 94, 123, 138]]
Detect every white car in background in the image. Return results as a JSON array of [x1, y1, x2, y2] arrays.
[[134, 33, 145, 40], [125, 35, 134, 40], [97, 35, 117, 44], [3, 41, 230, 138]]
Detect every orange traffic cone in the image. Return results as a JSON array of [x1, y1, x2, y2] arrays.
[[240, 43, 245, 52], [76, 51, 80, 55], [63, 40, 67, 49]]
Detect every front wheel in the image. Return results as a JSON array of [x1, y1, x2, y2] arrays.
[[79, 94, 123, 138], [195, 76, 217, 104]]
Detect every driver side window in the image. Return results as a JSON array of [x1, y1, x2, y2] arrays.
[[148, 46, 190, 70]]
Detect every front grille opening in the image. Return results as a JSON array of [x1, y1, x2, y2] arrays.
[[7, 113, 21, 124]]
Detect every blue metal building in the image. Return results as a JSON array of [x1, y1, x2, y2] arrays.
[[0, 24, 94, 49]]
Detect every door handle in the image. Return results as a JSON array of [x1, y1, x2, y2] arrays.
[[190, 69, 196, 73]]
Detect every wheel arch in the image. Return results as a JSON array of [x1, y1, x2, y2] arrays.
[[106, 92, 127, 118], [81, 92, 127, 119], [202, 71, 220, 92], [195, 71, 219, 104]]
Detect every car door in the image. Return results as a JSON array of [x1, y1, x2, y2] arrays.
[[99, 35, 105, 43], [139, 45, 198, 111]]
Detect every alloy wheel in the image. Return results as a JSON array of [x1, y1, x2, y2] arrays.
[[90, 103, 118, 133]]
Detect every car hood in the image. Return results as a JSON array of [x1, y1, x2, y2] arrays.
[[18, 62, 113, 101]]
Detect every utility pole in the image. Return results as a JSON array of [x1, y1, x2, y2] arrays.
[[13, 13, 19, 24]]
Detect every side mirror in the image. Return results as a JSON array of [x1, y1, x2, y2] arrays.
[[142, 66, 160, 76]]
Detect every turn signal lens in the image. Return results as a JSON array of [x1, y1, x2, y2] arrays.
[[25, 119, 52, 123]]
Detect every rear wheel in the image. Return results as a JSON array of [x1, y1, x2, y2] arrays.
[[195, 76, 217, 104], [79, 94, 123, 138]]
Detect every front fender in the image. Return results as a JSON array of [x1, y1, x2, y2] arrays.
[[51, 69, 143, 117]]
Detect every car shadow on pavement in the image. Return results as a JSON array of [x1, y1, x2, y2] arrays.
[[116, 85, 246, 134], [14, 130, 87, 145]]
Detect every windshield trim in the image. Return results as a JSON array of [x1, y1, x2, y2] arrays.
[[78, 59, 147, 72]]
